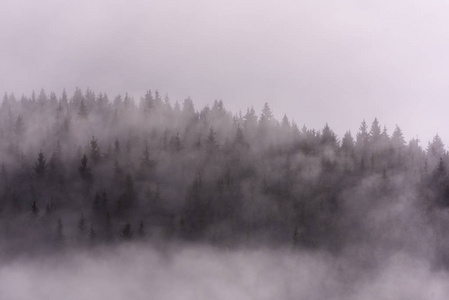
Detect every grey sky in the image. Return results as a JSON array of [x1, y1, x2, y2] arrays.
[[2, 0, 449, 145]]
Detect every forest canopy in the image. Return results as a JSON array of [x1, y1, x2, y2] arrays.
[[0, 88, 447, 262]]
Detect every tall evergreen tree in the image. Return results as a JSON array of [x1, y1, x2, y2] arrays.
[[78, 100, 89, 119], [79, 154, 92, 182], [391, 125, 406, 149], [89, 136, 101, 163], [369, 118, 381, 144], [355, 120, 369, 156], [34, 150, 47, 177]]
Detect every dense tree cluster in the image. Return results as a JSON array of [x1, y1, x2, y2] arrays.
[[0, 88, 448, 256]]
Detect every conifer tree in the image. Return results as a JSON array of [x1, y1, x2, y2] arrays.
[[321, 123, 338, 148], [391, 125, 406, 149], [259, 103, 274, 125], [138, 221, 145, 238], [281, 114, 290, 130], [234, 124, 246, 146], [79, 154, 92, 182], [341, 131, 355, 154], [34, 150, 47, 177], [355, 120, 369, 157], [114, 138, 121, 156], [78, 100, 89, 119], [31, 201, 39, 215], [89, 136, 101, 163], [206, 128, 218, 151], [427, 134, 445, 159], [369, 118, 381, 144], [120, 222, 133, 240], [14, 115, 24, 137]]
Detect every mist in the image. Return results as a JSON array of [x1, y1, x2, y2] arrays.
[[0, 87, 447, 297], [4, 0, 449, 296], [1, 244, 448, 300], [3, 0, 449, 143]]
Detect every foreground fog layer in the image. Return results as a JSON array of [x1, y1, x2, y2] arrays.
[[0, 245, 448, 300]]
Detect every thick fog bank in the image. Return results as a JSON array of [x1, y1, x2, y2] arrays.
[[0, 244, 448, 300]]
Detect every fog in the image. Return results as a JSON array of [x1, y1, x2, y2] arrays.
[[3, 0, 449, 143], [0, 87, 448, 298], [1, 244, 448, 300], [3, 0, 449, 297]]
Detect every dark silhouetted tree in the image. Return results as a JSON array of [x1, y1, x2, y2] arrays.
[[120, 222, 133, 240], [89, 136, 101, 163], [34, 150, 47, 177], [341, 131, 354, 155], [138, 221, 145, 238], [31, 201, 39, 215], [79, 154, 92, 182]]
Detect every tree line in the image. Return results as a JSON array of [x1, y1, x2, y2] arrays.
[[0, 88, 448, 256]]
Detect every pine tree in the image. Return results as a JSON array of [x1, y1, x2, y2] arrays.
[[260, 103, 273, 125], [341, 131, 355, 154], [138, 221, 145, 238], [79, 154, 92, 182], [355, 120, 369, 157], [182, 97, 195, 118], [141, 89, 154, 113], [427, 134, 445, 159], [391, 125, 406, 149], [120, 222, 133, 240], [114, 138, 121, 156], [31, 201, 39, 215], [321, 123, 338, 148], [78, 100, 89, 119], [38, 88, 48, 106], [234, 124, 246, 146], [243, 107, 258, 130], [141, 145, 154, 169], [34, 150, 47, 177], [171, 133, 182, 152], [14, 115, 25, 137], [154, 90, 162, 108], [89, 136, 101, 163], [369, 118, 381, 144], [206, 128, 218, 151], [435, 157, 446, 178], [281, 114, 290, 130]]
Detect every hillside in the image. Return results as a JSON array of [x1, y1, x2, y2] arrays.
[[0, 88, 447, 263]]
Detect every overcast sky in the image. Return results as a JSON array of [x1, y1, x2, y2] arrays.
[[2, 0, 449, 145]]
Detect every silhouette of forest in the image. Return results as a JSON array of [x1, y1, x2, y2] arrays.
[[0, 88, 448, 260]]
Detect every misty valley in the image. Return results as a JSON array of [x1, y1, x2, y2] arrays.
[[1, 88, 449, 299]]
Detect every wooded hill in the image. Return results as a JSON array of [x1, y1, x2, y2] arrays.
[[0, 88, 447, 259]]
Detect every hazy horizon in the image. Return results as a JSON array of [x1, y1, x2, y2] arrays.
[[3, 0, 449, 145]]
